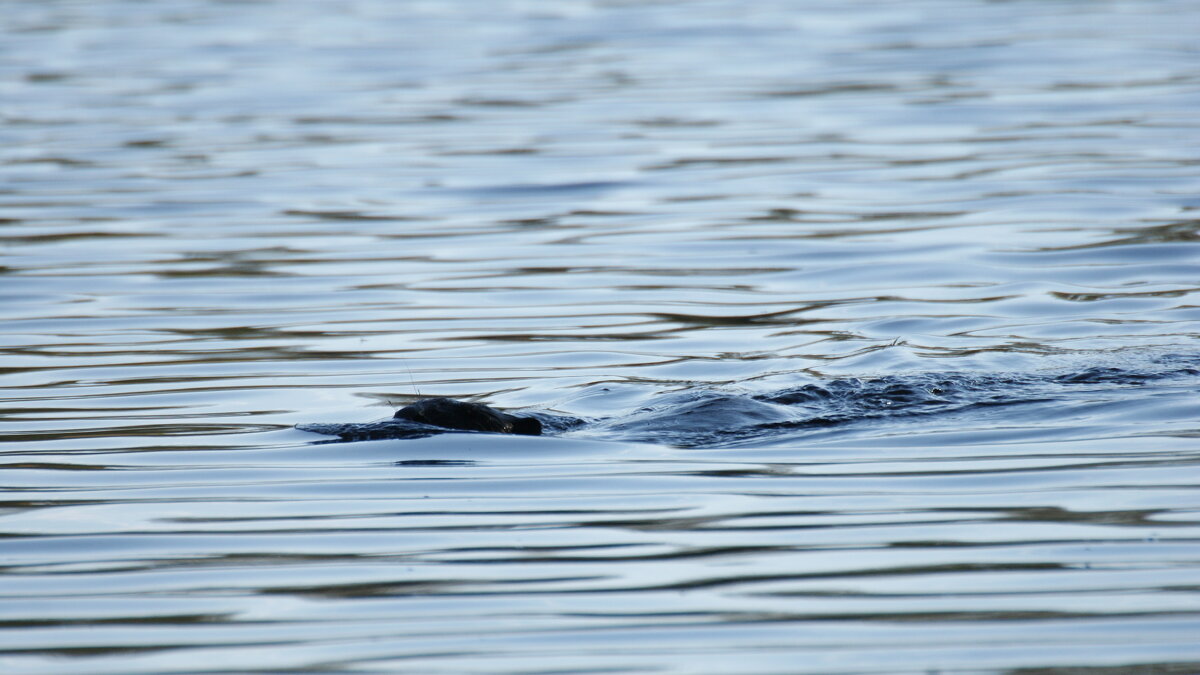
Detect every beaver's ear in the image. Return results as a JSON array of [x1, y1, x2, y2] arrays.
[[511, 416, 542, 436]]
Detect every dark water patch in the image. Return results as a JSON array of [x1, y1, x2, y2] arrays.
[[281, 209, 419, 222], [457, 180, 639, 198], [395, 459, 476, 467]]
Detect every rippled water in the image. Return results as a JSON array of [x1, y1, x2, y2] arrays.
[[4, 1, 1200, 673]]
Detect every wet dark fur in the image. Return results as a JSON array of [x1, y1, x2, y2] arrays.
[[393, 397, 542, 436]]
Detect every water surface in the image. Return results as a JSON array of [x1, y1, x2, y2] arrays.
[[3, 1, 1200, 673]]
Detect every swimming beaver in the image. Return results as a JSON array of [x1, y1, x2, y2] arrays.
[[393, 397, 543, 436], [300, 355, 1200, 445]]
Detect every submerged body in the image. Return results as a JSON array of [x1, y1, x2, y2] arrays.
[[394, 397, 543, 436], [298, 357, 1200, 446]]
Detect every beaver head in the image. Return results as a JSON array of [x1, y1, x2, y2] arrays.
[[394, 397, 542, 436]]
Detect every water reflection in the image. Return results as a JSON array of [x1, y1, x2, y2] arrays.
[[3, 0, 1200, 672]]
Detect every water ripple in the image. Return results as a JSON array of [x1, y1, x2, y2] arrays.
[[3, 0, 1200, 673]]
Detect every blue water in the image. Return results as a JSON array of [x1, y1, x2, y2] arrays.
[[3, 1, 1200, 673]]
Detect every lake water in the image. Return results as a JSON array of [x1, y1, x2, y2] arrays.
[[3, 1, 1200, 673]]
